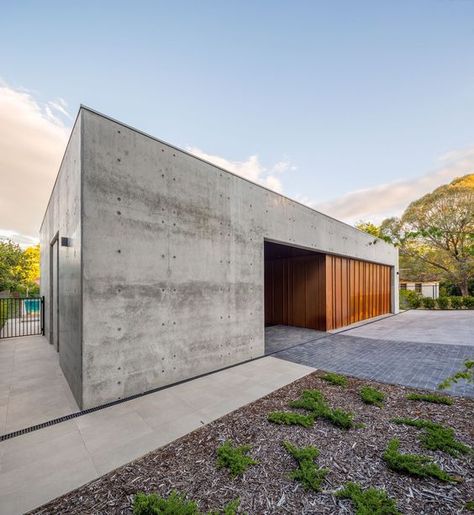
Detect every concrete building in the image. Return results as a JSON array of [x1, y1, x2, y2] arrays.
[[40, 107, 399, 409]]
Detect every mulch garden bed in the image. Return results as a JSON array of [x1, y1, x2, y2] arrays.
[[31, 371, 473, 514]]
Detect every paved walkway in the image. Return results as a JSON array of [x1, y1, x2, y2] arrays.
[[343, 310, 474, 346], [0, 345, 314, 515], [0, 335, 78, 435], [274, 311, 474, 398]]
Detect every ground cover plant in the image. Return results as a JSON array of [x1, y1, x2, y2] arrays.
[[267, 411, 314, 428], [216, 440, 257, 477], [289, 389, 355, 429], [360, 386, 385, 407], [383, 439, 455, 482], [336, 482, 400, 515], [321, 372, 348, 387], [133, 491, 241, 515], [406, 392, 453, 405], [392, 418, 471, 456], [439, 359, 474, 390], [283, 441, 328, 492], [32, 372, 474, 514]]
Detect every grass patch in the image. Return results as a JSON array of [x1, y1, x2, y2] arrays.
[[360, 386, 385, 407], [465, 500, 474, 511], [283, 441, 328, 491], [267, 411, 314, 428], [336, 482, 400, 515], [383, 439, 455, 482], [406, 393, 453, 405], [133, 491, 241, 515], [290, 389, 355, 429], [322, 372, 348, 387], [392, 418, 471, 457], [216, 440, 257, 477]]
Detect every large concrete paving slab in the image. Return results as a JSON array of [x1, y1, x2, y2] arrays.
[[0, 355, 314, 515], [342, 310, 474, 346], [0, 335, 79, 435]]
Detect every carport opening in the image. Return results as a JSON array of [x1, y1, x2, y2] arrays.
[[264, 241, 327, 332]]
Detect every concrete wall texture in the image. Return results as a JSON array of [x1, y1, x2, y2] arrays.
[[41, 107, 399, 409]]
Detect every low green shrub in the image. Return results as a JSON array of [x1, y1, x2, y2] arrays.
[[290, 389, 355, 429], [450, 296, 464, 309], [360, 386, 385, 407], [436, 296, 450, 309], [216, 440, 257, 477], [267, 411, 314, 428], [406, 392, 453, 405], [439, 360, 474, 390], [463, 296, 474, 309], [336, 482, 400, 515], [283, 441, 328, 491], [133, 492, 241, 515], [465, 500, 474, 511], [133, 491, 199, 515], [422, 296, 436, 309], [383, 439, 454, 482], [400, 289, 422, 309], [321, 372, 348, 387], [392, 418, 471, 457]]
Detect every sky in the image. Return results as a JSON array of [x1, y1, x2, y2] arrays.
[[1, 0, 474, 245]]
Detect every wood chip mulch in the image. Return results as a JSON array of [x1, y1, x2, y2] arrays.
[[31, 372, 474, 514]]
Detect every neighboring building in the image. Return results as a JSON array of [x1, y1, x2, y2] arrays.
[[40, 107, 399, 409], [400, 281, 440, 299]]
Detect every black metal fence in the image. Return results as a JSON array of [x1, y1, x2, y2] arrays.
[[0, 297, 44, 338]]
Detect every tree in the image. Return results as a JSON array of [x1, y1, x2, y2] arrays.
[[402, 175, 474, 296], [357, 174, 474, 295], [0, 240, 24, 292], [0, 240, 40, 294]]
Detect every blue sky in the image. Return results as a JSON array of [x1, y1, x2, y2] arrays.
[[1, 1, 474, 242]]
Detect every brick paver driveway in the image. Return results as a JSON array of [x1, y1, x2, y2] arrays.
[[271, 311, 474, 397]]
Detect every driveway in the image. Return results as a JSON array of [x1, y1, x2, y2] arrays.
[[271, 310, 474, 397]]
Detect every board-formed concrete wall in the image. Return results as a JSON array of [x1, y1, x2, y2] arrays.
[[40, 114, 83, 406], [77, 108, 398, 408]]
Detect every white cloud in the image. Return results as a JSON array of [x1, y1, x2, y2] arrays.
[[0, 83, 70, 246], [186, 147, 295, 193], [311, 147, 474, 224]]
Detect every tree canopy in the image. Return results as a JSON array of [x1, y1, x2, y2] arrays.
[[0, 240, 40, 295], [356, 174, 474, 296]]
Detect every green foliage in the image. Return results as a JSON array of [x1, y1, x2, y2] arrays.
[[360, 386, 385, 407], [336, 482, 400, 515], [267, 411, 314, 428], [421, 296, 436, 309], [436, 296, 450, 309], [133, 492, 242, 515], [290, 389, 355, 429], [463, 296, 474, 309], [392, 418, 471, 457], [400, 289, 422, 309], [0, 240, 40, 294], [282, 441, 328, 491], [450, 296, 464, 309], [133, 491, 199, 515], [465, 500, 474, 511], [439, 360, 474, 390], [406, 392, 453, 405], [216, 440, 257, 477], [383, 439, 454, 482], [321, 372, 348, 387], [220, 498, 241, 515]]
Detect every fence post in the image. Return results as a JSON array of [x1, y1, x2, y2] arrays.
[[41, 296, 45, 336]]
